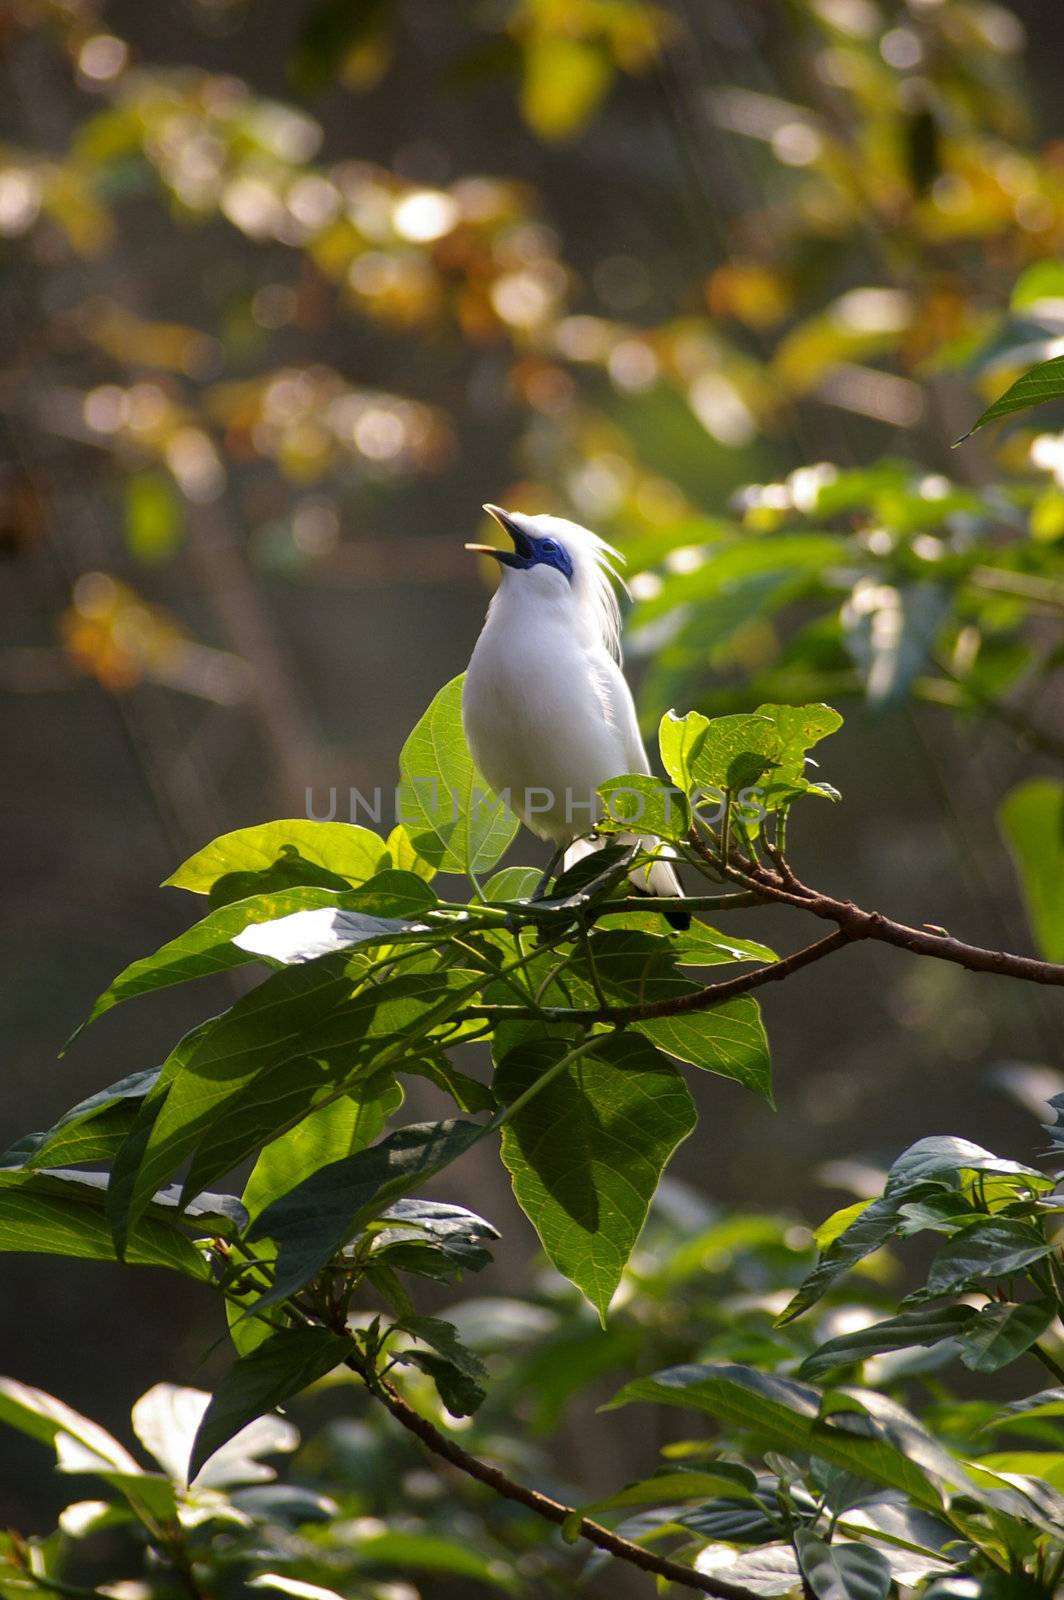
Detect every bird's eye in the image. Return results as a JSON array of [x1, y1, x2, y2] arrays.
[[541, 540, 557, 554]]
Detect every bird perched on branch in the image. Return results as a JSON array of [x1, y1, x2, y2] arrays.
[[462, 504, 688, 928]]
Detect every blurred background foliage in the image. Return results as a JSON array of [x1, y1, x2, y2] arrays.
[[1, 0, 1062, 1551]]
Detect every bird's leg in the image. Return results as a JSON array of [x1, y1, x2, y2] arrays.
[[530, 841, 567, 902]]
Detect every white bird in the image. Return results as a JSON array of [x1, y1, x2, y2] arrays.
[[462, 504, 688, 927]]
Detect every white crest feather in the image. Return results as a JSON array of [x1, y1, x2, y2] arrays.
[[512, 512, 628, 662]]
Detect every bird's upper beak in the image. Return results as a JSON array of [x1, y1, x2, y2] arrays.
[[465, 504, 533, 563]]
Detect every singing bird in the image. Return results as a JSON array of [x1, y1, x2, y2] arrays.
[[462, 504, 688, 928]]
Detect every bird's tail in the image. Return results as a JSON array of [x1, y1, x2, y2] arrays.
[[562, 834, 689, 930]]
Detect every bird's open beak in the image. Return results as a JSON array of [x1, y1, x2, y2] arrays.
[[465, 504, 533, 562]]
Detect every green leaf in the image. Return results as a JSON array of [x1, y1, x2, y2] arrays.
[[2, 1069, 158, 1170], [0, 1377, 140, 1470], [999, 780, 1064, 962], [659, 703, 841, 810], [924, 1219, 1055, 1296], [956, 1299, 1057, 1374], [248, 1119, 485, 1305], [399, 1350, 486, 1417], [189, 1327, 351, 1483], [340, 870, 437, 918], [369, 1198, 499, 1280], [689, 712, 780, 792], [659, 709, 710, 794], [780, 1192, 912, 1324], [596, 773, 690, 841], [885, 1135, 1049, 1194], [105, 1017, 219, 1257], [606, 1364, 954, 1509], [495, 1033, 697, 1321], [78, 889, 349, 1030], [596, 912, 776, 967], [960, 353, 1064, 438], [183, 968, 472, 1202], [799, 1306, 978, 1381], [0, 1168, 209, 1279], [349, 1529, 514, 1587], [581, 1466, 757, 1515], [565, 931, 773, 1099], [398, 1313, 489, 1386], [242, 1074, 404, 1221], [121, 953, 362, 1227], [385, 823, 437, 882], [166, 821, 389, 901], [397, 674, 518, 875], [133, 1381, 299, 1489], [638, 997, 773, 1101], [795, 1531, 893, 1600], [124, 954, 467, 1225], [483, 866, 542, 901]]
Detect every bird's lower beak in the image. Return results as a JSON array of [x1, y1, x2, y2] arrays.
[[464, 542, 503, 558], [479, 503, 534, 560]]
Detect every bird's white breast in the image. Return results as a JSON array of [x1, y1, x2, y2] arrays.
[[462, 570, 645, 843]]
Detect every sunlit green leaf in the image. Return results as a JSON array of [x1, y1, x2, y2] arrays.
[[398, 675, 518, 876]]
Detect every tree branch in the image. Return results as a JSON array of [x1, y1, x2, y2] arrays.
[[688, 836, 1064, 988], [461, 928, 855, 1024], [357, 1362, 759, 1600]]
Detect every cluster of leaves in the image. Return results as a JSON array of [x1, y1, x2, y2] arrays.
[[1, 675, 1062, 1597], [3, 1113, 1063, 1599]]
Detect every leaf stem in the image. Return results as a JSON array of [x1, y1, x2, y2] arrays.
[[1031, 1342, 1064, 1384]]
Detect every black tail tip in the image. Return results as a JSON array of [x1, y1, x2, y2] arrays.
[[665, 908, 691, 931]]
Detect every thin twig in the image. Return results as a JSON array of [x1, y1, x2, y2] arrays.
[[355, 1361, 759, 1600], [690, 836, 1064, 989], [460, 928, 855, 1024]]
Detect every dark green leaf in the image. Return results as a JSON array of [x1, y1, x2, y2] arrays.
[[799, 1306, 978, 1381], [2, 1069, 158, 1170], [885, 1136, 1048, 1194], [638, 997, 773, 1101], [495, 1033, 697, 1320], [957, 1299, 1057, 1374], [795, 1531, 893, 1600], [780, 1193, 910, 1324], [606, 1364, 956, 1509], [960, 353, 1064, 438], [189, 1327, 351, 1482], [248, 1118, 485, 1304], [400, 1350, 486, 1417], [925, 1219, 1054, 1296]]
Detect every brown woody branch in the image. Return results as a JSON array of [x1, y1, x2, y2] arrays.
[[461, 927, 855, 1025], [356, 1361, 758, 1600], [696, 840, 1064, 989]]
